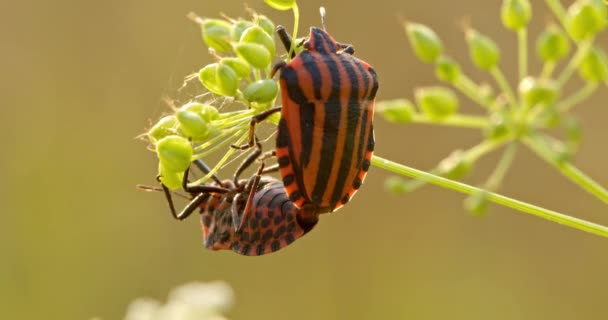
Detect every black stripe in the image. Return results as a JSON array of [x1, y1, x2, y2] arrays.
[[301, 52, 322, 100], [357, 103, 369, 170], [299, 102, 315, 167], [281, 65, 308, 103], [311, 27, 336, 54], [330, 57, 361, 208], [311, 54, 342, 205], [367, 67, 379, 100]]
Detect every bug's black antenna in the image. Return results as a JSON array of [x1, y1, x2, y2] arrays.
[[320, 7, 327, 31]]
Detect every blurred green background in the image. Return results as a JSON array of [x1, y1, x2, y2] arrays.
[[3, 0, 608, 319]]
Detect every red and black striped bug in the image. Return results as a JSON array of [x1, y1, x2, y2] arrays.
[[235, 22, 379, 215], [154, 150, 318, 256]]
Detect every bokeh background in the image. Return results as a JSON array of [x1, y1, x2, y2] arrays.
[[3, 0, 608, 319]]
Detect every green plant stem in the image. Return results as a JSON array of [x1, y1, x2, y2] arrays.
[[485, 142, 518, 190], [401, 135, 511, 192], [490, 67, 518, 110], [557, 38, 594, 89], [454, 75, 493, 109], [288, 3, 300, 61], [191, 132, 248, 186], [411, 113, 490, 128], [540, 61, 557, 79], [371, 155, 608, 238], [545, 0, 566, 25], [557, 82, 599, 112], [522, 134, 608, 205], [518, 29, 528, 81]]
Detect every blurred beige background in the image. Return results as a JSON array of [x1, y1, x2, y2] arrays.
[[2, 0, 608, 319]]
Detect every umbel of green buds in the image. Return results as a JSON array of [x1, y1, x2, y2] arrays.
[[565, 0, 607, 41], [377, 99, 416, 124], [220, 57, 251, 79], [156, 135, 193, 173], [256, 15, 275, 36], [578, 47, 608, 82], [501, 0, 532, 30], [201, 19, 233, 53], [415, 86, 459, 120], [243, 79, 279, 103], [263, 0, 296, 11], [405, 22, 443, 63], [231, 20, 254, 42], [435, 56, 461, 83], [466, 29, 500, 71], [518, 77, 558, 107], [536, 24, 570, 62]]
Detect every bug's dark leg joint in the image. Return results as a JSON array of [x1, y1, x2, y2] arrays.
[[261, 163, 279, 174], [337, 42, 355, 55], [175, 192, 207, 220], [271, 61, 287, 77], [233, 142, 263, 183], [231, 107, 282, 150]]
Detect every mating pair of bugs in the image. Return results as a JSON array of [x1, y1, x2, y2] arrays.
[[156, 24, 379, 256]]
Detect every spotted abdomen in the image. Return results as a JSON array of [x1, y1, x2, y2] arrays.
[[201, 178, 318, 256]]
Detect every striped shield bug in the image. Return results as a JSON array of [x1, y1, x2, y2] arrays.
[[146, 150, 318, 256], [234, 21, 379, 215]]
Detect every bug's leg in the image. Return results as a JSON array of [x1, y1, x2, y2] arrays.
[[337, 42, 355, 55], [277, 25, 295, 58], [231, 106, 281, 150], [261, 163, 279, 174], [233, 142, 262, 184], [231, 161, 266, 232]]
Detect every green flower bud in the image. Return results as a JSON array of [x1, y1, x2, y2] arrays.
[[518, 77, 558, 106], [243, 79, 279, 103], [216, 63, 239, 96], [199, 63, 224, 95], [438, 149, 471, 179], [435, 56, 461, 83], [231, 20, 254, 42], [176, 103, 209, 138], [240, 25, 276, 57], [263, 0, 295, 11], [220, 57, 251, 79], [501, 0, 532, 30], [405, 22, 443, 63], [235, 42, 271, 69], [565, 0, 607, 41], [466, 29, 500, 70], [578, 47, 608, 82], [148, 115, 177, 143], [200, 105, 220, 122], [256, 15, 276, 36], [156, 135, 193, 173], [384, 176, 409, 194], [536, 24, 570, 62], [201, 19, 232, 53], [158, 162, 183, 190], [464, 190, 489, 216], [415, 86, 459, 120], [377, 99, 416, 124]]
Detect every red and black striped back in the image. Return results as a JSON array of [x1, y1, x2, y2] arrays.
[[276, 27, 379, 213]]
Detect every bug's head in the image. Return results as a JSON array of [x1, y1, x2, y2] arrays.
[[304, 27, 338, 54]]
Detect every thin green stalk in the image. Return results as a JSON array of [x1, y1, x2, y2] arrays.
[[191, 132, 248, 186], [485, 143, 517, 190], [371, 155, 608, 238], [490, 67, 518, 110], [557, 82, 599, 112], [401, 135, 511, 192], [518, 28, 528, 81], [540, 61, 557, 79], [523, 134, 608, 205], [544, 0, 567, 25], [288, 3, 300, 61], [454, 75, 493, 109], [411, 113, 490, 128], [557, 39, 594, 89]]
